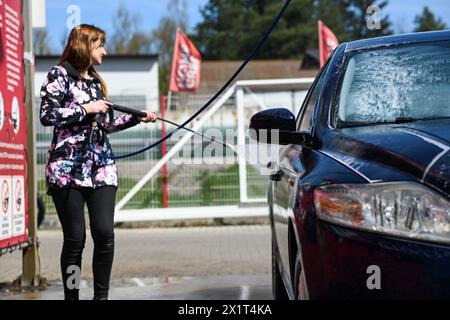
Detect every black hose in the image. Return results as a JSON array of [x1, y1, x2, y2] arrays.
[[157, 117, 237, 153], [88, 0, 292, 159]]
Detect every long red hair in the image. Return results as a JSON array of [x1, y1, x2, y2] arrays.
[[60, 24, 108, 99]]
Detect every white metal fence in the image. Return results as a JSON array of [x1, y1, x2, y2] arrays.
[[35, 78, 314, 222]]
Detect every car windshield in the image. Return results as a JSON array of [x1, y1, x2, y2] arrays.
[[337, 41, 450, 126]]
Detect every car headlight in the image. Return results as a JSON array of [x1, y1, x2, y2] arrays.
[[314, 182, 450, 244]]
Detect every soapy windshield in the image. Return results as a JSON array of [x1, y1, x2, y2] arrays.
[[337, 41, 450, 126]]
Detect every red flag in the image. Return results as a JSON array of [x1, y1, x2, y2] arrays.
[[318, 20, 339, 67], [169, 28, 202, 92]]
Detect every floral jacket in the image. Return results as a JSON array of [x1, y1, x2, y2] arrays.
[[40, 61, 140, 195]]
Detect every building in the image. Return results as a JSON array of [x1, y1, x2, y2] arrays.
[[170, 59, 319, 126], [34, 54, 160, 112], [197, 59, 318, 94]]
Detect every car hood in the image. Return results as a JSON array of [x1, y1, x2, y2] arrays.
[[321, 119, 450, 197]]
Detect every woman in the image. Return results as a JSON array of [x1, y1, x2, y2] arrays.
[[39, 24, 157, 300]]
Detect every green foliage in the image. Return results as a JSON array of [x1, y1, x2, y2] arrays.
[[414, 6, 448, 32], [193, 0, 315, 60], [192, 0, 394, 60]]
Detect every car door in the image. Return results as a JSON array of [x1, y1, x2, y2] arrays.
[[272, 65, 328, 286]]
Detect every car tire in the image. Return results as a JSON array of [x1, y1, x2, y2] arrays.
[[37, 193, 45, 229], [293, 253, 309, 300], [272, 234, 289, 300]]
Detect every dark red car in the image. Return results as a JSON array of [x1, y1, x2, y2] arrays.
[[250, 30, 450, 299]]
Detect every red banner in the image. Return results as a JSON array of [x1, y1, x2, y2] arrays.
[[318, 20, 339, 67], [0, 0, 28, 249], [169, 28, 202, 92]]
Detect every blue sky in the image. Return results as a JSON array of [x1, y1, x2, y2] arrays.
[[43, 0, 208, 51], [42, 0, 450, 53]]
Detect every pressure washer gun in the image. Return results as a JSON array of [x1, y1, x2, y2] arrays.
[[110, 104, 147, 119], [92, 104, 147, 131], [89, 104, 147, 147]]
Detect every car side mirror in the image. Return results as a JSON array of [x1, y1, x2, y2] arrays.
[[249, 108, 312, 146]]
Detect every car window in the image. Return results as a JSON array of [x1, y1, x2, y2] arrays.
[[337, 41, 450, 126], [297, 63, 328, 132]]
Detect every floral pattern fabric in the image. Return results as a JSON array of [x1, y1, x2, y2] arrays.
[[40, 61, 140, 195]]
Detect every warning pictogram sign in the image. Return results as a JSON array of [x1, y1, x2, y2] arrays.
[[12, 176, 25, 236], [1, 179, 8, 214], [0, 176, 12, 240], [15, 179, 21, 211]]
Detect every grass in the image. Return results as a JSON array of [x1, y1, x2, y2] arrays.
[[199, 165, 240, 206]]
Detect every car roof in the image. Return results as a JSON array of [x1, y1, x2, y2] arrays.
[[345, 30, 450, 52]]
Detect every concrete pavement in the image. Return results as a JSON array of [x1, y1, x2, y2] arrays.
[[0, 225, 272, 300]]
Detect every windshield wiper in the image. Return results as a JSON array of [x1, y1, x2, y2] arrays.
[[337, 118, 413, 127], [383, 116, 450, 124], [390, 117, 418, 123], [337, 119, 372, 127], [339, 116, 450, 128]]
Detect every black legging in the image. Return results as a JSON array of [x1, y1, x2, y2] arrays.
[[51, 185, 117, 300]]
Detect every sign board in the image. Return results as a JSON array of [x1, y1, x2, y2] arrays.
[[0, 0, 28, 249]]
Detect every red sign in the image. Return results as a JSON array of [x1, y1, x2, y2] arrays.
[[318, 20, 339, 67], [169, 28, 202, 92], [0, 0, 28, 248]]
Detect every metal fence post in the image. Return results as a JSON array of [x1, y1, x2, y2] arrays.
[[20, 0, 42, 287], [161, 95, 168, 208], [236, 85, 248, 204]]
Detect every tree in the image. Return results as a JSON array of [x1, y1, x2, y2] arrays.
[[109, 4, 153, 54], [152, 0, 189, 93], [251, 0, 316, 59], [192, 0, 393, 61], [128, 32, 153, 55], [314, 0, 347, 39], [33, 28, 53, 55], [414, 6, 447, 32], [193, 0, 316, 60]]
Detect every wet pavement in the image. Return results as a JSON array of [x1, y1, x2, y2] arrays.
[[0, 225, 272, 300], [0, 275, 271, 300]]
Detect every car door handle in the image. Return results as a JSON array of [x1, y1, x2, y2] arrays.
[[269, 170, 284, 181]]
